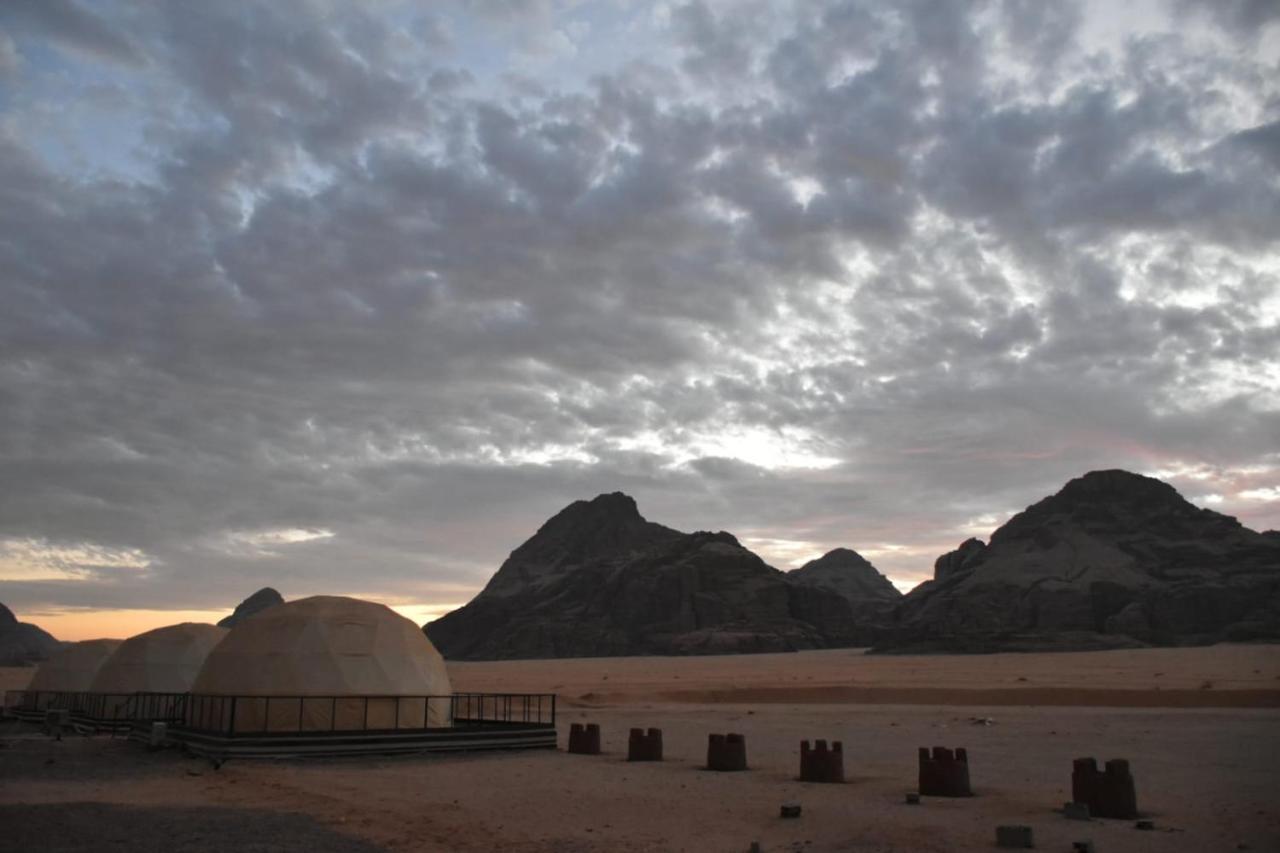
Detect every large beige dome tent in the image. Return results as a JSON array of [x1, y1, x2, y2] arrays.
[[27, 639, 122, 692], [90, 623, 227, 694], [190, 596, 452, 733]]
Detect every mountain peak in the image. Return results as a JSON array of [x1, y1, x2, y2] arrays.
[[991, 467, 1242, 547], [1056, 469, 1183, 505], [218, 587, 285, 628], [0, 602, 15, 625], [789, 547, 901, 602]]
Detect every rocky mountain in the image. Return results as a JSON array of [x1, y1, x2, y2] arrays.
[[217, 587, 284, 628], [0, 602, 61, 666], [426, 493, 897, 659], [787, 548, 902, 645], [876, 469, 1280, 652], [790, 548, 901, 603]]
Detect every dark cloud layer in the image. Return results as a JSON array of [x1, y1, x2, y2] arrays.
[[1, 1, 1277, 623]]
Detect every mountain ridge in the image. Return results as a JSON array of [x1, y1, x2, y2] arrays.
[[425, 494, 897, 659]]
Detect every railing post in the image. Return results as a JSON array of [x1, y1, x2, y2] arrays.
[[229, 696, 237, 736]]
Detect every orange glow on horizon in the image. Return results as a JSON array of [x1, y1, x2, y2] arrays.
[[22, 608, 232, 642], [16, 601, 468, 643]]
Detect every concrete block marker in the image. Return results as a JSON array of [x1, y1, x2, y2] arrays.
[[567, 722, 601, 755], [1072, 758, 1138, 819], [707, 733, 748, 771], [779, 803, 802, 819], [919, 746, 973, 797], [995, 825, 1034, 848], [148, 722, 168, 751], [799, 739, 844, 783], [627, 727, 663, 762], [1063, 801, 1091, 821], [43, 708, 68, 741]]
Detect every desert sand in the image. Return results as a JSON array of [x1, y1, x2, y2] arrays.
[[3, 645, 1279, 852]]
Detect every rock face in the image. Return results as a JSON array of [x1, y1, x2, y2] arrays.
[[218, 587, 285, 628], [787, 548, 902, 644], [0, 603, 61, 666], [426, 493, 897, 659], [877, 469, 1280, 652]]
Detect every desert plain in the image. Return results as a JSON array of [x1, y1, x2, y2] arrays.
[[2, 644, 1279, 852]]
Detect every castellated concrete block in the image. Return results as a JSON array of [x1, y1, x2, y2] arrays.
[[1072, 757, 1138, 819], [567, 722, 601, 755], [918, 746, 972, 797], [995, 824, 1034, 848], [627, 727, 663, 762], [799, 739, 845, 783], [706, 732, 748, 771]]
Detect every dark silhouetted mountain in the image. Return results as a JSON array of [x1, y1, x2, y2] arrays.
[[876, 469, 1280, 652], [217, 587, 284, 628], [426, 494, 896, 659], [786, 548, 902, 644], [789, 548, 900, 602], [0, 602, 62, 665]]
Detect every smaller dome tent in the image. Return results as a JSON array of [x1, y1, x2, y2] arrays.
[[191, 596, 452, 733], [27, 639, 122, 692], [90, 623, 228, 694]]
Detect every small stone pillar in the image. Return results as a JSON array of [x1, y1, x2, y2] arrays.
[[706, 733, 748, 771], [1072, 757, 1137, 819], [148, 721, 168, 751], [918, 746, 972, 797], [567, 722, 601, 754], [627, 727, 663, 761], [799, 739, 845, 783]]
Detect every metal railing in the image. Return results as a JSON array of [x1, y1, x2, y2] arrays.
[[3, 690, 189, 725], [4, 690, 556, 737], [180, 692, 556, 737]]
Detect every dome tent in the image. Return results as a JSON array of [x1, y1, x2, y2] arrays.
[[27, 639, 122, 692], [90, 623, 228, 694], [191, 596, 452, 732]]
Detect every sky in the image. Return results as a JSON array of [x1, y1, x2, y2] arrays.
[[1, 0, 1278, 642]]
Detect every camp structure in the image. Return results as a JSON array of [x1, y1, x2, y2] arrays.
[[26, 638, 122, 692], [188, 595, 454, 734], [174, 595, 556, 759], [91, 623, 228, 694], [8, 638, 127, 724]]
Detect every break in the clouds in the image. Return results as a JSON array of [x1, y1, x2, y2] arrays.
[[1, 0, 1278, 626]]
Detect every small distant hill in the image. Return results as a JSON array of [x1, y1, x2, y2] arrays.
[[425, 493, 898, 659], [876, 469, 1280, 653], [218, 587, 284, 627], [787, 548, 901, 645], [0, 602, 62, 665]]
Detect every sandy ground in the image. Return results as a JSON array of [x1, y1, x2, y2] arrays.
[[2, 645, 1279, 852]]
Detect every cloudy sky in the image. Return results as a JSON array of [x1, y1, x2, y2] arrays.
[[2, 0, 1278, 640]]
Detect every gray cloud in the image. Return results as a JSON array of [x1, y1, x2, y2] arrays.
[[1, 0, 1278, 625]]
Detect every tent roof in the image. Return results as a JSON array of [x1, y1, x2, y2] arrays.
[[90, 623, 228, 694], [27, 638, 123, 692], [192, 596, 451, 697]]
